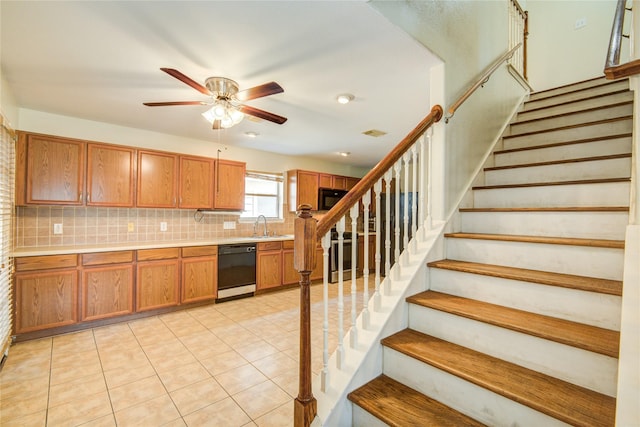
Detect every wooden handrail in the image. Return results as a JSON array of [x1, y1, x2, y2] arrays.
[[445, 43, 522, 123], [604, 0, 640, 79], [316, 104, 443, 238]]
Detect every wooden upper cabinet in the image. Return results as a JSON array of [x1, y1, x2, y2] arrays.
[[319, 174, 332, 189], [179, 155, 214, 209], [214, 159, 245, 210], [87, 143, 136, 207], [137, 150, 178, 208], [332, 176, 347, 190], [18, 132, 85, 205], [288, 170, 319, 211], [346, 177, 359, 190]]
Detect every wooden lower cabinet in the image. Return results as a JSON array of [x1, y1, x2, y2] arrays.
[[81, 251, 134, 321], [181, 246, 218, 303], [15, 268, 79, 334], [257, 241, 282, 290], [136, 248, 180, 311], [282, 240, 324, 285]]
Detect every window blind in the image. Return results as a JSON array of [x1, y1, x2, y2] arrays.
[[0, 115, 15, 359]]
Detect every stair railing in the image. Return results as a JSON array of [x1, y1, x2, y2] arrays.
[[445, 43, 522, 123], [605, 0, 640, 79], [509, 0, 528, 80], [293, 104, 443, 427]]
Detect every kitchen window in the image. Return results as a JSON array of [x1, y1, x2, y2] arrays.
[[241, 171, 283, 219]]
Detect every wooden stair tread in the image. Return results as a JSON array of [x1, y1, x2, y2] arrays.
[[459, 206, 629, 212], [443, 232, 625, 249], [472, 177, 630, 190], [494, 133, 632, 155], [382, 329, 616, 427], [406, 291, 619, 357], [502, 116, 632, 140], [521, 89, 631, 115], [484, 153, 631, 171], [513, 100, 633, 127], [427, 259, 623, 296], [528, 76, 618, 100], [348, 374, 486, 427]]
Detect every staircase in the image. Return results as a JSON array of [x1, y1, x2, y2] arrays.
[[348, 77, 631, 426]]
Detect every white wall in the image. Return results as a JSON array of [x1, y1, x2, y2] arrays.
[[0, 75, 18, 128], [371, 0, 528, 218], [15, 108, 369, 178], [526, 0, 618, 91]]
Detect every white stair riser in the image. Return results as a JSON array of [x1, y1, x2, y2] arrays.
[[383, 348, 569, 427], [517, 91, 633, 121], [527, 79, 626, 101], [444, 238, 624, 280], [352, 406, 388, 427], [525, 80, 629, 109], [503, 119, 633, 150], [473, 181, 630, 208], [429, 268, 622, 330], [460, 210, 629, 240], [407, 306, 619, 397], [494, 137, 631, 166], [484, 157, 630, 186], [508, 104, 632, 136]]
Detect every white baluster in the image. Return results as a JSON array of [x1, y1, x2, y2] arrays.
[[336, 216, 345, 369], [403, 152, 411, 259], [393, 162, 401, 282], [411, 145, 418, 249], [418, 135, 427, 239], [385, 169, 394, 282], [350, 205, 359, 348], [320, 232, 330, 392], [426, 127, 434, 230], [373, 179, 382, 311], [361, 191, 371, 329]]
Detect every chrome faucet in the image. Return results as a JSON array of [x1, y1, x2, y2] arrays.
[[254, 215, 268, 237]]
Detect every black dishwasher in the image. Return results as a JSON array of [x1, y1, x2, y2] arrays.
[[217, 243, 257, 302]]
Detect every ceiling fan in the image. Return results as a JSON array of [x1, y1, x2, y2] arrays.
[[144, 68, 287, 129]]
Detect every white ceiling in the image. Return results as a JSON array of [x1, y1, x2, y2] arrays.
[[1, 1, 439, 168]]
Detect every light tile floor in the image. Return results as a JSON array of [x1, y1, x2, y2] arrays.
[[0, 279, 373, 426]]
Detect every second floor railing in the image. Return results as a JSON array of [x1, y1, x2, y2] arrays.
[[604, 0, 640, 79], [509, 0, 528, 79], [292, 104, 443, 427]]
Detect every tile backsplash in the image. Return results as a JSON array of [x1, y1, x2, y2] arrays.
[[15, 206, 297, 248]]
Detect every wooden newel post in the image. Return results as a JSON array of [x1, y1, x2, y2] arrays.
[[294, 204, 318, 427]]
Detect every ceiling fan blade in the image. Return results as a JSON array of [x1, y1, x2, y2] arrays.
[[160, 68, 211, 96], [143, 101, 207, 107], [237, 105, 287, 124], [212, 120, 222, 130], [236, 82, 284, 101]]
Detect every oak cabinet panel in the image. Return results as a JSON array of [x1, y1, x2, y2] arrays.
[[346, 177, 359, 190], [87, 143, 136, 207], [15, 254, 78, 272], [282, 242, 324, 285], [82, 264, 134, 321], [214, 159, 245, 210], [18, 132, 85, 205], [136, 259, 180, 311], [257, 241, 282, 290], [15, 269, 78, 333], [137, 150, 178, 208], [332, 176, 347, 190], [288, 170, 319, 211], [319, 174, 332, 189], [181, 256, 217, 303], [179, 156, 214, 209]]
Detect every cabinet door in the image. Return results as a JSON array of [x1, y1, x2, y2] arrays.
[[179, 156, 214, 209], [319, 174, 332, 189], [310, 246, 326, 281], [82, 265, 134, 321], [15, 269, 78, 333], [181, 256, 217, 303], [332, 176, 347, 190], [346, 177, 359, 190], [282, 249, 298, 285], [137, 150, 178, 208], [214, 159, 245, 210], [297, 171, 319, 211], [87, 143, 136, 207], [257, 251, 282, 290], [23, 133, 85, 205], [136, 260, 179, 311]]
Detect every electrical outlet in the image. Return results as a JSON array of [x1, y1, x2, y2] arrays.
[[53, 223, 63, 235], [223, 221, 236, 230], [160, 222, 167, 232], [127, 222, 134, 232], [575, 17, 587, 29]]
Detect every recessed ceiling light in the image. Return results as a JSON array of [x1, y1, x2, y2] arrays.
[[244, 131, 259, 138], [338, 151, 351, 157], [336, 94, 354, 104]]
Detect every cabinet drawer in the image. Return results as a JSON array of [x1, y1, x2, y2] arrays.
[[257, 241, 282, 251], [82, 251, 134, 266], [182, 245, 218, 258], [15, 254, 78, 272], [282, 240, 294, 250], [137, 247, 180, 261]]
